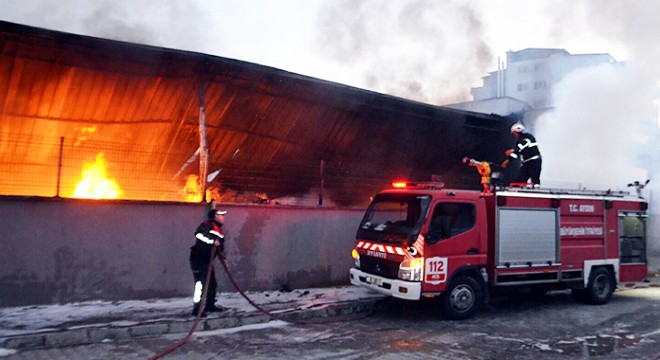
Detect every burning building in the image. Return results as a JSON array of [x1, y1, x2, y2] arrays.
[[0, 21, 514, 206]]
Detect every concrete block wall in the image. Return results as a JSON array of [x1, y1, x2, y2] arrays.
[[0, 197, 363, 306]]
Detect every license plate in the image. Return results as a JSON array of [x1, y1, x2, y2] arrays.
[[366, 276, 383, 286]]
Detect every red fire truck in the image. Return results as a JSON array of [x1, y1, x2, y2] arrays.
[[349, 181, 648, 319]]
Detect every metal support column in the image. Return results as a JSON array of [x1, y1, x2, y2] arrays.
[[198, 79, 209, 203]]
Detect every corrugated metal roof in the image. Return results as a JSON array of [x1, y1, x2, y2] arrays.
[[0, 21, 515, 205]]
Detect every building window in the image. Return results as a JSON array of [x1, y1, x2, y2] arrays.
[[517, 83, 528, 91], [534, 63, 545, 71], [534, 81, 547, 90], [517, 66, 528, 73]]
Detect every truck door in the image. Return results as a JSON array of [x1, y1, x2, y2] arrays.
[[423, 201, 483, 292], [618, 211, 648, 282]]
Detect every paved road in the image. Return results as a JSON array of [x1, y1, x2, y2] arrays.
[[4, 287, 660, 359]]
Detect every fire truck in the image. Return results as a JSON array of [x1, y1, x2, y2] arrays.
[[349, 181, 648, 319]]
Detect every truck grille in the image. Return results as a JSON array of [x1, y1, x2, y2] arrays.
[[360, 256, 399, 279]]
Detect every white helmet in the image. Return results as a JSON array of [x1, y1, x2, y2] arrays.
[[510, 123, 525, 133]]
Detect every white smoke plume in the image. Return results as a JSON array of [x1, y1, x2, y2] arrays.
[[538, 1, 660, 189], [536, 0, 660, 263], [536, 63, 656, 190]]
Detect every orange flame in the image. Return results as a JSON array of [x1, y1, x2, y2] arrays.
[[73, 153, 123, 199], [183, 174, 203, 202]]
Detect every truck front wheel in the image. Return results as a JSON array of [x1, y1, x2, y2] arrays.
[[585, 267, 615, 305], [441, 275, 482, 320]]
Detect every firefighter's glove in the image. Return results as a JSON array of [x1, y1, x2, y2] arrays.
[[501, 159, 509, 168]]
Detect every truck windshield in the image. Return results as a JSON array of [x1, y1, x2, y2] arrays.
[[357, 193, 431, 244]]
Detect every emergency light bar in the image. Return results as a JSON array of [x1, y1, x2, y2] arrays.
[[391, 181, 445, 190]]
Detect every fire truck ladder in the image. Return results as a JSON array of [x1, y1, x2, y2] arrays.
[[501, 186, 631, 198]]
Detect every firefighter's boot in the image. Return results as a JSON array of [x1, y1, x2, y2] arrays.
[[205, 304, 225, 313], [191, 305, 207, 317]]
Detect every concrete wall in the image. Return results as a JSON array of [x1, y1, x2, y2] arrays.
[[0, 198, 364, 306]]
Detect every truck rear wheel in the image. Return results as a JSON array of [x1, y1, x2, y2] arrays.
[[585, 267, 615, 305], [441, 275, 482, 320]]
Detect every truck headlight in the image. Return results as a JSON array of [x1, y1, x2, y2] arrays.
[[398, 257, 423, 281], [351, 248, 360, 268]]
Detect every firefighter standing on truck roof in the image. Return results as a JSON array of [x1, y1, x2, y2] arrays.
[[189, 209, 227, 316], [501, 123, 542, 185]]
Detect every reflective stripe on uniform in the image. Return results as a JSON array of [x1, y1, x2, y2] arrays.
[[517, 139, 538, 151], [196, 233, 214, 244], [209, 230, 224, 238], [522, 155, 540, 163], [193, 281, 203, 303]]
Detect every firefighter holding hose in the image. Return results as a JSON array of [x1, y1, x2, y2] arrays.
[[501, 123, 542, 185], [189, 209, 227, 316]]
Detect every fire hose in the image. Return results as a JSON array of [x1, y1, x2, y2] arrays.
[[149, 245, 219, 360], [151, 245, 374, 359]]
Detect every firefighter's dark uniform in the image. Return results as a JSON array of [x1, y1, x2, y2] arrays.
[[507, 132, 542, 185], [189, 210, 226, 316]]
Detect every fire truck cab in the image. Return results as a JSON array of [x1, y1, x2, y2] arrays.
[[349, 182, 648, 319]]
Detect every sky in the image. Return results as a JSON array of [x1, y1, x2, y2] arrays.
[[2, 0, 660, 203]]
